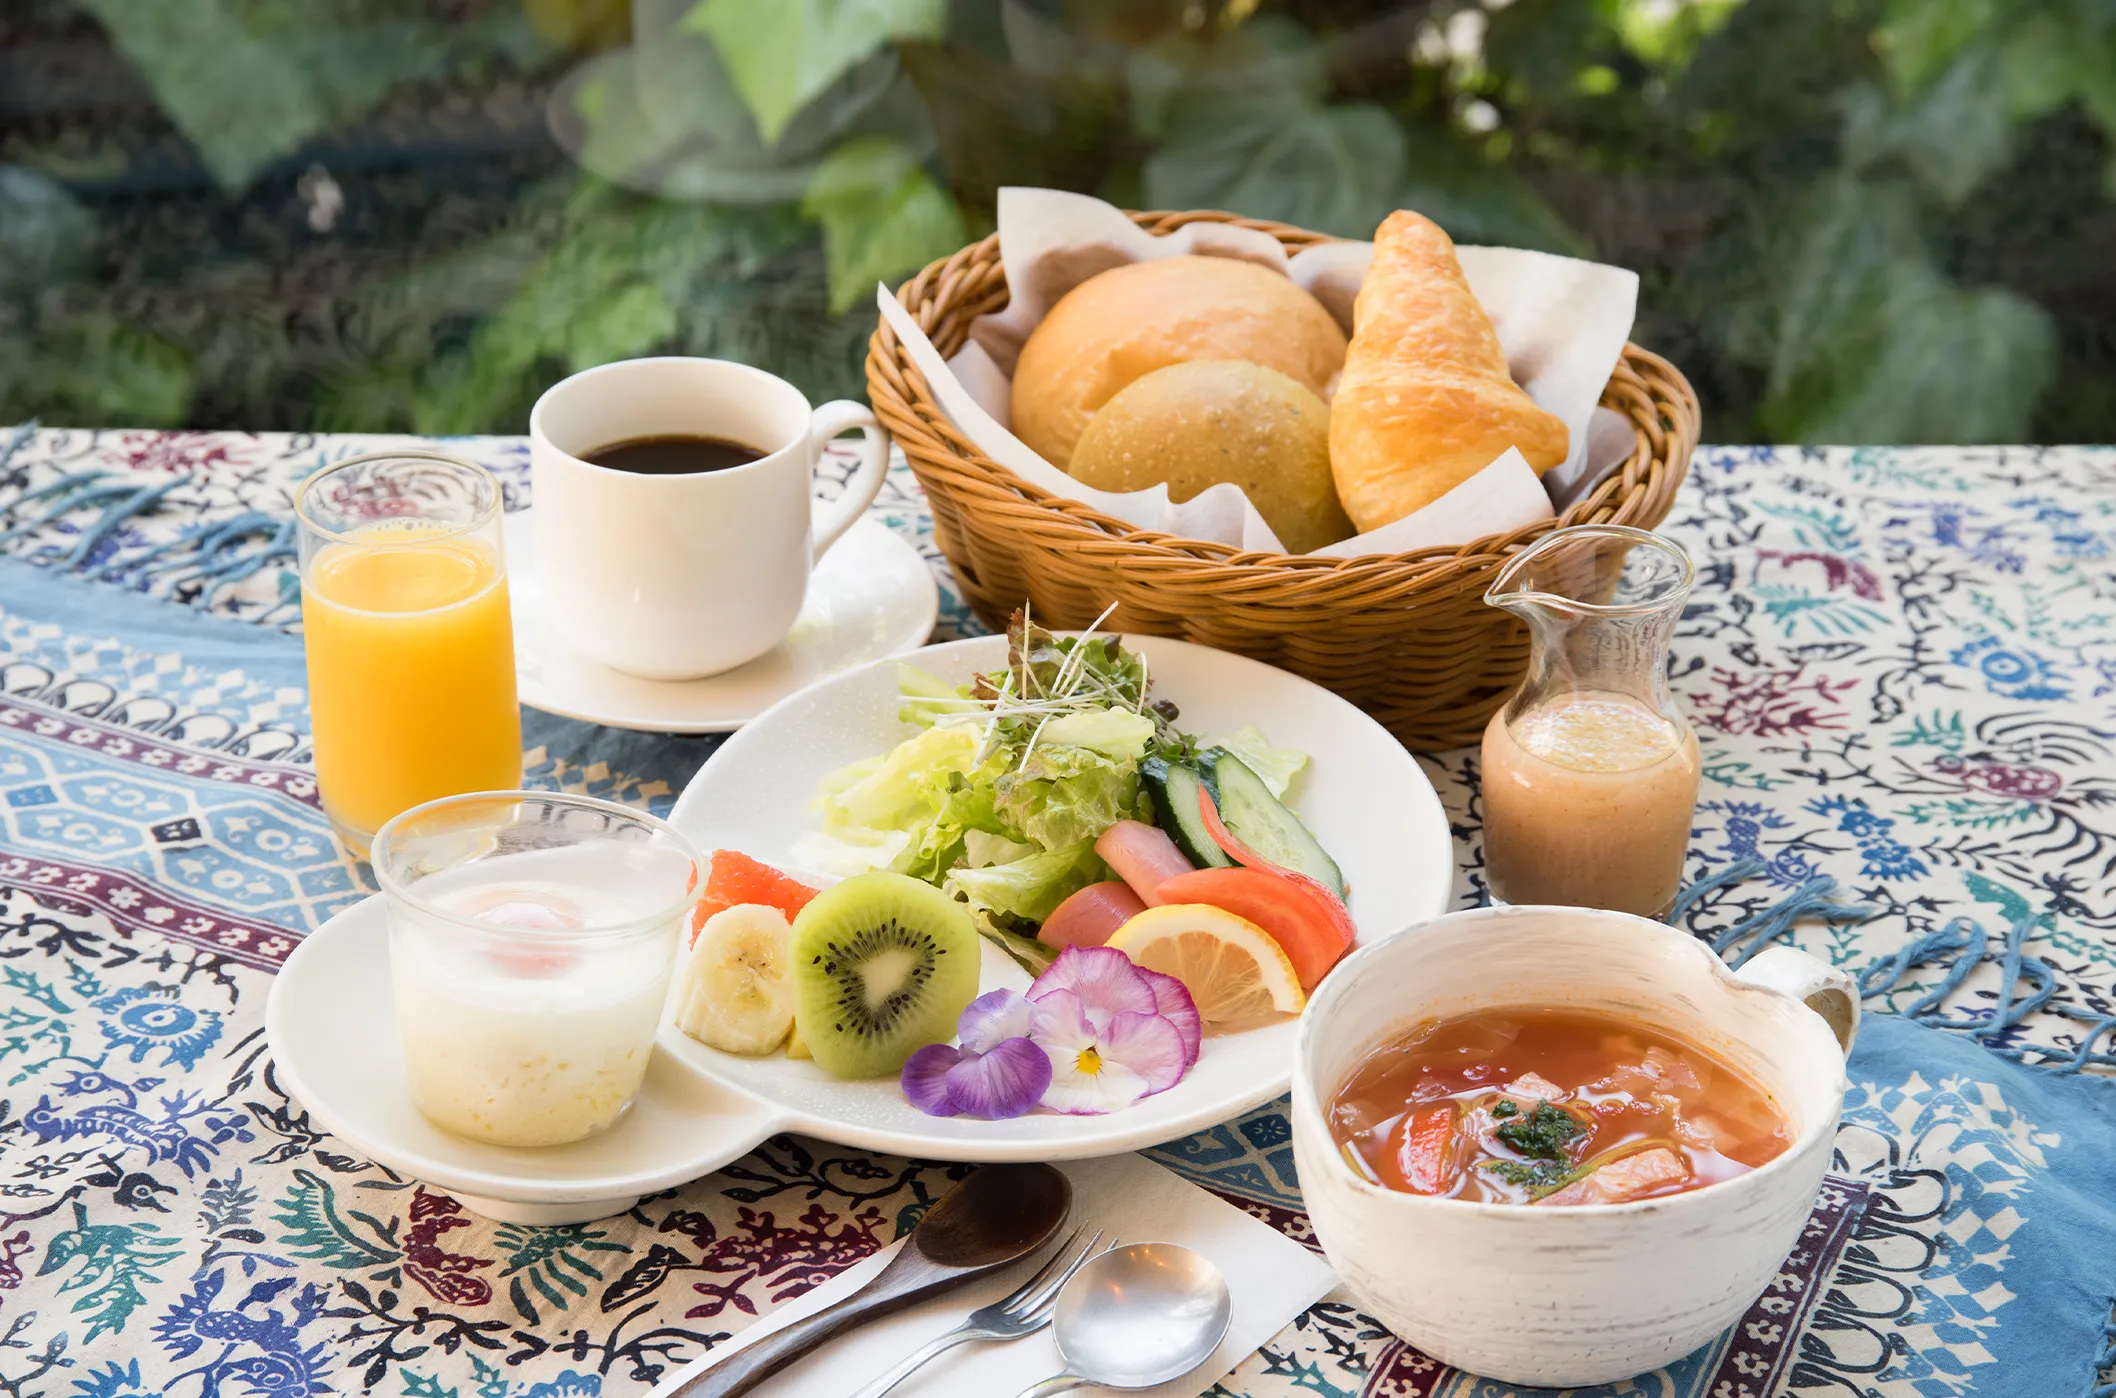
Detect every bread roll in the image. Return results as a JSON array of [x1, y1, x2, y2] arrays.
[[1329, 211, 1569, 531], [1010, 256, 1348, 468], [1070, 361, 1354, 554]]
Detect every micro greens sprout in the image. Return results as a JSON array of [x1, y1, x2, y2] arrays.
[[924, 603, 1183, 772]]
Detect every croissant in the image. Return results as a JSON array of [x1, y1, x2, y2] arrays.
[[1329, 211, 1569, 531]]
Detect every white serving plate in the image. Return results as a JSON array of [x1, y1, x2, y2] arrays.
[[268, 634, 1452, 1222]]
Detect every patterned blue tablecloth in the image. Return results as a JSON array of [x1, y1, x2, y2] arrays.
[[0, 427, 2111, 1398]]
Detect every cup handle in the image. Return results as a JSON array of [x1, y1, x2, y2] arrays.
[[808, 400, 891, 564], [1734, 946, 1860, 1058]]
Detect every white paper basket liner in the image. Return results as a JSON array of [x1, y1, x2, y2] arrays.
[[879, 186, 1642, 559]]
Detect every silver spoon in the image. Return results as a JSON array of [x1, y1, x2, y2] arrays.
[[1012, 1242, 1232, 1398], [675, 1163, 1071, 1398]]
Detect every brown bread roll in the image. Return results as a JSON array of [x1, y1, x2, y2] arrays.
[[1069, 360, 1354, 554], [1329, 211, 1569, 531], [1010, 255, 1349, 468]]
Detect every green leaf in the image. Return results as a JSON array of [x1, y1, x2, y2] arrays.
[[1714, 174, 2057, 445], [4, 315, 193, 428], [1397, 140, 1590, 255], [945, 839, 1107, 925], [1130, 14, 1408, 235], [799, 137, 966, 312], [1878, 0, 1994, 97], [411, 189, 798, 432], [1743, 174, 2056, 444], [1841, 49, 2012, 206], [77, 0, 547, 190], [1767, 265, 2056, 444], [558, 30, 934, 205], [1612, 0, 1743, 68], [685, 0, 946, 145], [565, 280, 678, 371], [1125, 16, 1328, 139], [0, 166, 95, 294], [1145, 96, 1406, 238]]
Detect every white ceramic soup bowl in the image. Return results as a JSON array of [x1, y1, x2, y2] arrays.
[[1291, 904, 1857, 1388]]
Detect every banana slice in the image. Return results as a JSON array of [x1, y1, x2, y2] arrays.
[[675, 904, 795, 1055]]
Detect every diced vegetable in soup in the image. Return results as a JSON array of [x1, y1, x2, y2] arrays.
[[1328, 1007, 1790, 1206]]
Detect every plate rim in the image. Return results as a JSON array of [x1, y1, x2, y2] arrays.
[[506, 512, 940, 735]]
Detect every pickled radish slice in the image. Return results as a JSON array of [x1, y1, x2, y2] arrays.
[[1094, 820, 1195, 904], [1040, 881, 1147, 950]]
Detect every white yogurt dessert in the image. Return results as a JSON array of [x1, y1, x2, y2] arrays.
[[373, 795, 697, 1149]]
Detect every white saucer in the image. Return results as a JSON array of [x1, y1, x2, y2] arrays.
[[503, 509, 939, 733]]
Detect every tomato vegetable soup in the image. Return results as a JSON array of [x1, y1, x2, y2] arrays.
[[1329, 1007, 1790, 1206]]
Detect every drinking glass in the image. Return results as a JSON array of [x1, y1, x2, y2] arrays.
[[372, 791, 700, 1148], [295, 451, 521, 855]]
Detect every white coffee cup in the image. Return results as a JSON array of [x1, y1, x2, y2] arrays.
[[1291, 904, 1858, 1387], [528, 357, 891, 681]]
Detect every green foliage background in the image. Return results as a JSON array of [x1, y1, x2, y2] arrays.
[[2, 0, 2111, 443]]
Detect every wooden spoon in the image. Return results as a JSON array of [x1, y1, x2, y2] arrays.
[[674, 1161, 1073, 1397]]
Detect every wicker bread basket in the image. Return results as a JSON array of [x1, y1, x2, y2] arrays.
[[866, 208, 1699, 751]]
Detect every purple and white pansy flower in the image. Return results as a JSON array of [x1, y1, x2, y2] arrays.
[[899, 945, 1201, 1118], [901, 989, 1052, 1119], [1028, 989, 1187, 1114]]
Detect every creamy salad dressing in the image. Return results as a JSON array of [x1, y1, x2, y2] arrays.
[[1481, 691, 1701, 919]]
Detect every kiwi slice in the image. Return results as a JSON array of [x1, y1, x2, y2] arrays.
[[789, 872, 980, 1079]]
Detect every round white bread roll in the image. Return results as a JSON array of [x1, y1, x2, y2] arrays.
[[1009, 255, 1348, 468]]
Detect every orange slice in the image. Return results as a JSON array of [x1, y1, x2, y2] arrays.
[[1105, 903, 1306, 1024]]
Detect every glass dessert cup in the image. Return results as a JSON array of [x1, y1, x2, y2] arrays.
[[371, 791, 701, 1148]]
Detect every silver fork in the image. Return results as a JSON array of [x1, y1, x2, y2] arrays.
[[846, 1227, 1108, 1398]]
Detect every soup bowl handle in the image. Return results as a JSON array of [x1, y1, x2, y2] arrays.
[[1732, 946, 1859, 1056]]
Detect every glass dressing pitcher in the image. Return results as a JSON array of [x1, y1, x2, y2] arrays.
[[1480, 525, 1699, 918]]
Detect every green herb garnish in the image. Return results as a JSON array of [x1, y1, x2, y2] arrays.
[[1480, 1159, 1576, 1192], [1491, 1100, 1520, 1119], [1494, 1101, 1586, 1161]]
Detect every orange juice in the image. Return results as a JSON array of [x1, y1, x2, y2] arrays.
[[302, 521, 522, 852]]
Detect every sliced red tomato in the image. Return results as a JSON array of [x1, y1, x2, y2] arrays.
[[689, 850, 819, 944], [1151, 866, 1349, 990], [1390, 1104, 1461, 1195], [1196, 787, 1358, 961]]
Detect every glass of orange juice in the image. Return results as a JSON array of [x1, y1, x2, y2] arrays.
[[295, 451, 522, 856]]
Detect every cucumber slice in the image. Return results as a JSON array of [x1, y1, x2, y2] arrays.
[[1199, 748, 1345, 897], [1142, 757, 1232, 869]]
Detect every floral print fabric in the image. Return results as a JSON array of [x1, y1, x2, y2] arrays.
[[0, 430, 2111, 1398]]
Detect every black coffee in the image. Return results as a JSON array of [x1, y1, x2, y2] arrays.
[[582, 433, 765, 475]]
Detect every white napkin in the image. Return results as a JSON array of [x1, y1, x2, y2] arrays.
[[878, 185, 1641, 559], [646, 1153, 1339, 1398]]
